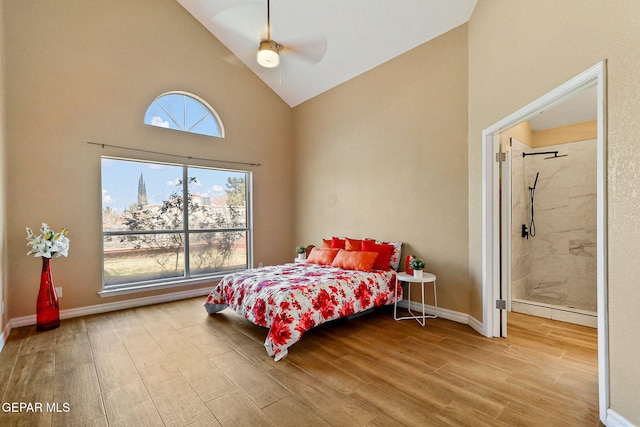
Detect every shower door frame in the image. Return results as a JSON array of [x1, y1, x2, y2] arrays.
[[481, 61, 608, 422]]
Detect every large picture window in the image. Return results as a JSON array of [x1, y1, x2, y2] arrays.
[[101, 157, 251, 290]]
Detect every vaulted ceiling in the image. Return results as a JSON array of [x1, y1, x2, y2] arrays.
[[177, 0, 478, 107]]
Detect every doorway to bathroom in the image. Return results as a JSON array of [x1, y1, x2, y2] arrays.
[[481, 62, 608, 421], [503, 103, 598, 328]]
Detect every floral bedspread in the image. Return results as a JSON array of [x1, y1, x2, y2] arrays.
[[204, 263, 399, 361]]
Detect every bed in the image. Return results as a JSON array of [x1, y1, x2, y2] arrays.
[[204, 240, 402, 361]]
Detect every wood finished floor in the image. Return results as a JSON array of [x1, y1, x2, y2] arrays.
[[0, 297, 599, 426]]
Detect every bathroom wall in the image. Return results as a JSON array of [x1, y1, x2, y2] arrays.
[[511, 138, 597, 313]]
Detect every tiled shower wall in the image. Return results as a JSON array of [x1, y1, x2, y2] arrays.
[[511, 138, 597, 313]]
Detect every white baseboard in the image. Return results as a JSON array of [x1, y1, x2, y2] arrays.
[[511, 299, 597, 328], [397, 299, 481, 332], [5, 296, 480, 338], [606, 408, 636, 427], [9, 287, 212, 329], [0, 322, 11, 353], [467, 315, 484, 335]]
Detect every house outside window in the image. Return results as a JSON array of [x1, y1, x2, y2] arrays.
[[101, 157, 251, 291]]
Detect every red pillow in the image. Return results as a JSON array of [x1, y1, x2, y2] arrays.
[[345, 238, 363, 251], [361, 240, 393, 271], [331, 237, 346, 249], [331, 249, 378, 272], [307, 248, 341, 265], [321, 239, 332, 248]]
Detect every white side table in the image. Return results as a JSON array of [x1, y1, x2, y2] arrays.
[[394, 272, 437, 327]]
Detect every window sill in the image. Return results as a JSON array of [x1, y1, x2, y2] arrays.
[[98, 276, 224, 298]]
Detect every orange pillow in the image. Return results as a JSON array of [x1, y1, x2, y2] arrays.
[[331, 249, 378, 272], [307, 248, 341, 265], [345, 238, 363, 251], [331, 237, 346, 249], [361, 240, 393, 271], [321, 239, 332, 248]]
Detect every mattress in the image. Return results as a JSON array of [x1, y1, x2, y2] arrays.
[[204, 262, 399, 360]]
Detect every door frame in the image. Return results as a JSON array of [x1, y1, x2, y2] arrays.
[[500, 139, 512, 333], [481, 61, 608, 421]]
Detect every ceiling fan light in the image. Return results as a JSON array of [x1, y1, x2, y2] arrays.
[[257, 40, 280, 68]]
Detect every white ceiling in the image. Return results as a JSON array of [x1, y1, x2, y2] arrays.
[[528, 85, 598, 130], [177, 0, 478, 107]]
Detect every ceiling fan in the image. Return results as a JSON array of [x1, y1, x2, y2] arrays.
[[257, 0, 280, 67], [212, 1, 327, 70]]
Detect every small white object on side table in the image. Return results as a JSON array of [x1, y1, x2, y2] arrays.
[[393, 271, 437, 327]]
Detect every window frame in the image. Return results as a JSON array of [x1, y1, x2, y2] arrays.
[[144, 91, 225, 138], [100, 157, 252, 296]]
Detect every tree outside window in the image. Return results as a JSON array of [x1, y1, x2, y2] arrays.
[[102, 158, 250, 288]]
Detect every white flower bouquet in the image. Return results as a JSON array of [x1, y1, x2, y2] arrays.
[[26, 223, 70, 258]]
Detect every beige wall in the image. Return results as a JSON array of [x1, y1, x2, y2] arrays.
[[293, 25, 470, 314], [0, 1, 7, 335], [532, 120, 597, 147], [4, 0, 640, 422], [501, 121, 533, 149], [4, 0, 294, 319], [468, 0, 640, 422], [501, 120, 598, 150]]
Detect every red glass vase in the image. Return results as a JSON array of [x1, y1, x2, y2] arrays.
[[36, 257, 60, 331]]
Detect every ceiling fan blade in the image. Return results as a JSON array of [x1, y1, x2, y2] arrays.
[[281, 35, 328, 65], [211, 2, 266, 49]]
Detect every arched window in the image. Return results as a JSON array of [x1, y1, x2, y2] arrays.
[[144, 91, 224, 138]]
